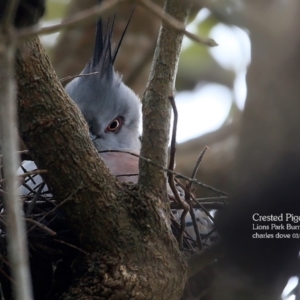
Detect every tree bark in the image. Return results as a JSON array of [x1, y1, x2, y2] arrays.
[[139, 0, 190, 195]]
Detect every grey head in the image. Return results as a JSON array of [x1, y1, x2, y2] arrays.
[[65, 17, 141, 152]]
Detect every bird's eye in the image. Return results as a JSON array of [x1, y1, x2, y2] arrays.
[[106, 117, 123, 132]]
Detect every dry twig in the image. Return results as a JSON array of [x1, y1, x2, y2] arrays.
[[99, 149, 228, 196], [168, 96, 189, 249], [60, 72, 99, 84]]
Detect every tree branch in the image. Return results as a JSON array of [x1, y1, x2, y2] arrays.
[[138, 0, 217, 46], [139, 0, 191, 197]]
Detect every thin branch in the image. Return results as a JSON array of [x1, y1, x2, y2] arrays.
[[183, 146, 209, 249], [177, 173, 227, 196], [188, 203, 203, 250], [27, 184, 83, 235], [17, 0, 127, 39], [16, 0, 217, 49], [25, 182, 45, 216], [60, 72, 99, 84], [137, 0, 218, 47], [25, 218, 56, 236], [0, 169, 47, 184], [192, 194, 215, 223], [187, 146, 209, 191], [53, 239, 88, 255], [171, 202, 224, 209], [0, 255, 15, 285], [18, 169, 47, 179], [173, 178, 203, 250], [196, 196, 228, 202], [116, 173, 138, 178], [168, 96, 189, 249], [0, 149, 32, 161], [168, 96, 177, 174], [20, 164, 36, 185], [100, 150, 228, 196]]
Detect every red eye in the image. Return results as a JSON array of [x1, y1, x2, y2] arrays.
[[106, 117, 123, 132]]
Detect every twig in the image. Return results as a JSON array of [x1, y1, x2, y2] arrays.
[[21, 164, 36, 185], [53, 239, 88, 255], [27, 184, 83, 235], [17, 0, 127, 39], [168, 96, 177, 175], [202, 226, 218, 245], [99, 150, 228, 196], [137, 0, 218, 47], [0, 263, 15, 285], [0, 169, 47, 184], [20, 182, 36, 195], [177, 175, 216, 223], [188, 203, 203, 250], [187, 146, 209, 191], [19, 169, 47, 180], [192, 194, 215, 223], [171, 202, 224, 210], [176, 174, 227, 196], [196, 196, 228, 202], [115, 173, 138, 178], [184, 146, 209, 249], [25, 182, 45, 216], [170, 213, 196, 253], [176, 179, 203, 250], [0, 150, 29, 159], [60, 72, 99, 84], [0, 215, 8, 227], [25, 218, 56, 236], [168, 96, 189, 249]]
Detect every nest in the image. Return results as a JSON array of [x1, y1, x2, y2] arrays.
[[0, 153, 226, 300]]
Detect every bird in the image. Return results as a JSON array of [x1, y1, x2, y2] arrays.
[[18, 15, 216, 248], [19, 16, 141, 189], [64, 17, 141, 154]]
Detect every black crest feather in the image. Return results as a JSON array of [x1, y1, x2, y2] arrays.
[[85, 8, 135, 79]]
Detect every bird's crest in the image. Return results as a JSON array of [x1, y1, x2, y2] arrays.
[[84, 11, 134, 79]]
